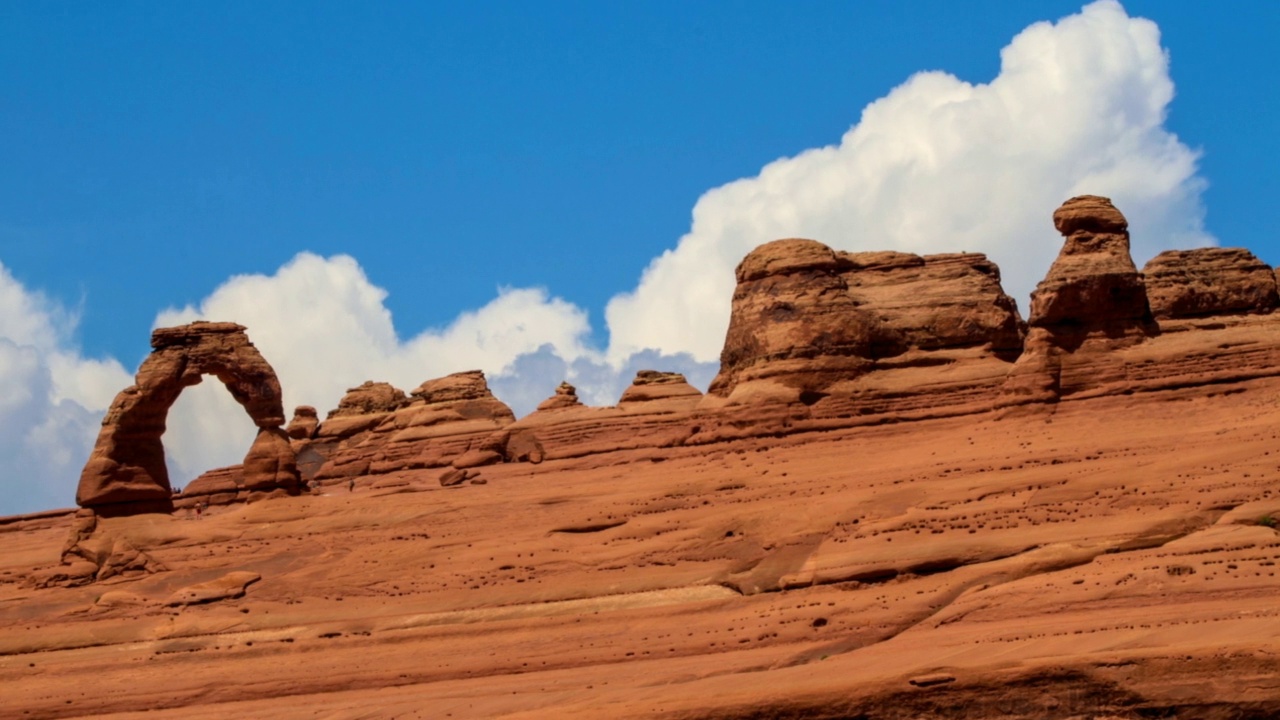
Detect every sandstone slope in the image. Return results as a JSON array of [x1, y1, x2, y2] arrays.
[[5, 196, 1280, 718]]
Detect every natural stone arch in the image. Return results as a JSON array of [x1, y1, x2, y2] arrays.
[[76, 321, 299, 513]]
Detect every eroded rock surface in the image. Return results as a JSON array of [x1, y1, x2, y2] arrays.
[[285, 406, 319, 440], [708, 240, 1024, 428], [1001, 196, 1156, 406], [306, 370, 516, 481], [1143, 247, 1279, 319], [76, 322, 298, 513]]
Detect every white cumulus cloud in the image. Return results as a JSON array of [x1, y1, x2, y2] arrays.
[[604, 0, 1212, 362], [0, 262, 132, 514]]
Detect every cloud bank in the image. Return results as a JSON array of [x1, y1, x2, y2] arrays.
[[605, 0, 1210, 361], [0, 263, 132, 514], [0, 1, 1213, 514]]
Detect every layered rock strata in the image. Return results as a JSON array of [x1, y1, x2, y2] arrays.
[[1143, 247, 1279, 319], [999, 196, 1156, 405], [302, 370, 516, 482], [706, 240, 1025, 426], [76, 322, 299, 514]]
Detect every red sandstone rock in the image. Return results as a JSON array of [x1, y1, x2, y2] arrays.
[[312, 371, 515, 480], [286, 406, 319, 440], [20, 201, 1280, 717], [165, 571, 261, 606], [326, 381, 407, 419], [535, 382, 584, 411], [709, 239, 1023, 413], [1028, 195, 1152, 330], [243, 428, 300, 492], [76, 322, 297, 513], [1001, 196, 1156, 406], [1142, 248, 1279, 319], [618, 371, 702, 405], [409, 370, 516, 423]]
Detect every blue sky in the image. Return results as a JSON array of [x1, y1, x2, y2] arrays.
[[0, 1, 1276, 514]]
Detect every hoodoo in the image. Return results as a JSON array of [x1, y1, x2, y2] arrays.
[[1000, 195, 1156, 405], [75, 322, 298, 514]]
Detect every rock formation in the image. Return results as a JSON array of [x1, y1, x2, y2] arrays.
[[76, 322, 299, 514], [535, 381, 583, 411], [20, 195, 1280, 718], [1143, 247, 1279, 319], [1000, 196, 1156, 406], [285, 406, 319, 440], [707, 240, 1024, 427], [618, 370, 702, 406], [304, 370, 516, 482]]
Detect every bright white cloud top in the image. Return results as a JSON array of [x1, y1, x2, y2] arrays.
[[606, 0, 1210, 362], [0, 1, 1217, 514]]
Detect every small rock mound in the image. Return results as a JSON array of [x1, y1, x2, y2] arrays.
[[536, 382, 583, 411], [619, 371, 702, 405], [286, 406, 319, 440]]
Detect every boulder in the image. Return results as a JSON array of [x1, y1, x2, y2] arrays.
[[326, 381, 407, 419]]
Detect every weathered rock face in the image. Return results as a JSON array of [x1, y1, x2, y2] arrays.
[[708, 239, 1024, 408], [1027, 195, 1153, 333], [409, 370, 516, 423], [1000, 197, 1156, 406], [76, 322, 298, 512], [1142, 248, 1279, 319]]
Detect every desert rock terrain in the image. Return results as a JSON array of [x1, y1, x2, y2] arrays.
[[4, 197, 1280, 718]]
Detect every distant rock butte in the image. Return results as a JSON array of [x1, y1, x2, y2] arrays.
[[76, 196, 1280, 516]]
